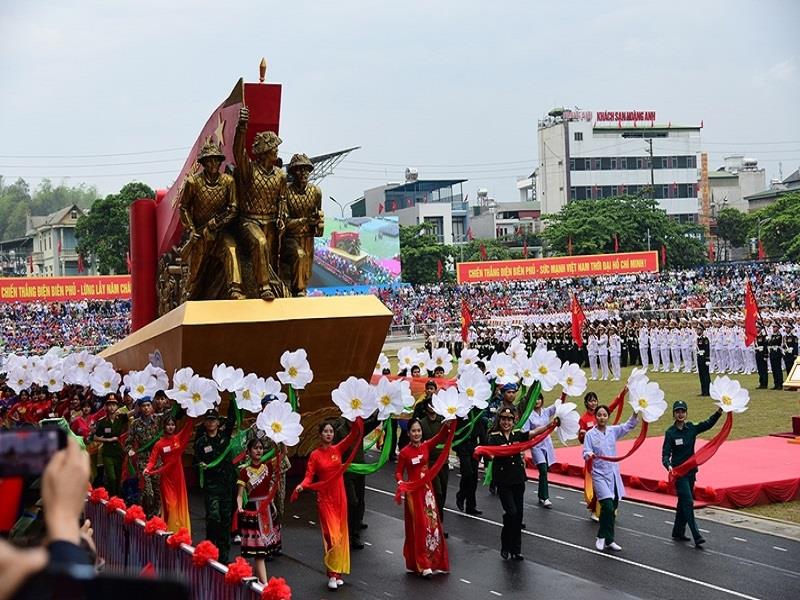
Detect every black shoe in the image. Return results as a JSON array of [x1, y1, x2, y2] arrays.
[[350, 540, 365, 550], [444, 531, 449, 539], [500, 549, 509, 560], [456, 493, 465, 512], [359, 523, 368, 530], [672, 535, 691, 542], [466, 508, 483, 516], [489, 486, 497, 496], [512, 553, 524, 561], [694, 537, 706, 548], [757, 385, 767, 389]]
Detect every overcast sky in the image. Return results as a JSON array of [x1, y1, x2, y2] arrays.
[[1, 0, 798, 216]]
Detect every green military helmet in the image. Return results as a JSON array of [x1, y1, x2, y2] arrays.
[[252, 130, 282, 155], [197, 139, 225, 163], [287, 153, 314, 172]]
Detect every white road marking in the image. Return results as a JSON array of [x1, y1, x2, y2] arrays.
[[459, 578, 471, 584], [292, 515, 300, 519], [308, 520, 315, 526], [555, 495, 565, 500], [364, 541, 372, 546], [366, 486, 764, 600], [699, 528, 709, 533], [632, 513, 644, 518], [664, 520, 673, 525], [490, 591, 502, 597], [733, 537, 747, 542], [385, 549, 394, 554], [773, 546, 787, 552]]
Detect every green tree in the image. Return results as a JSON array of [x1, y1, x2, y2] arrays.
[[715, 207, 751, 248], [749, 191, 800, 261], [399, 224, 451, 284], [453, 239, 512, 263], [541, 195, 707, 269], [76, 181, 154, 274], [0, 177, 32, 240]]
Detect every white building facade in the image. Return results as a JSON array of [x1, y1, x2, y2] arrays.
[[537, 109, 702, 222]]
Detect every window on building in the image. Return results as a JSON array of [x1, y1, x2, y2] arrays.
[[603, 186, 614, 198], [601, 157, 611, 170], [592, 158, 601, 170], [611, 157, 618, 170], [574, 132, 583, 141], [688, 155, 697, 168], [423, 217, 444, 244], [637, 158, 644, 169], [70, 209, 78, 219], [452, 218, 465, 242], [676, 156, 688, 169], [570, 158, 575, 171]]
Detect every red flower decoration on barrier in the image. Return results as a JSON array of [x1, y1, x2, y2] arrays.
[[191, 540, 219, 567], [144, 516, 168, 535], [106, 496, 126, 514], [123, 504, 146, 525], [224, 556, 253, 584], [262, 577, 292, 600], [88, 487, 109, 504], [166, 527, 192, 549]]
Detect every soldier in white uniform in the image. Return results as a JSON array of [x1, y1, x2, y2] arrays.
[[597, 325, 610, 381], [680, 324, 693, 374], [638, 323, 650, 369], [649, 321, 661, 372], [668, 323, 681, 373], [609, 327, 622, 381], [659, 323, 671, 372], [587, 326, 600, 381]]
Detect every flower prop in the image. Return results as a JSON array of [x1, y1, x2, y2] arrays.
[[256, 400, 303, 446], [166, 527, 192, 549], [373, 377, 405, 420], [457, 348, 480, 374], [235, 373, 268, 413], [428, 347, 453, 372], [530, 348, 562, 392], [263, 376, 287, 403], [166, 367, 194, 401], [505, 337, 528, 364], [176, 375, 220, 418], [88, 487, 109, 504], [212, 363, 245, 393], [431, 386, 469, 421], [224, 556, 254, 584], [374, 353, 390, 374], [553, 399, 581, 444], [123, 370, 159, 400], [332, 376, 377, 421], [106, 496, 126, 513], [62, 351, 97, 386], [277, 349, 313, 390], [191, 540, 220, 567], [457, 368, 491, 410], [558, 363, 587, 397], [516, 356, 536, 387], [710, 376, 750, 413], [143, 363, 169, 392], [262, 577, 292, 600], [7, 369, 32, 394], [414, 350, 430, 372], [487, 352, 517, 385], [627, 380, 667, 423], [396, 346, 418, 373], [627, 366, 648, 388], [398, 379, 414, 410], [144, 516, 168, 535], [90, 363, 122, 397], [124, 504, 146, 525]]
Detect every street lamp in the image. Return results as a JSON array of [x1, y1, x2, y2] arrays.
[[329, 196, 357, 219]]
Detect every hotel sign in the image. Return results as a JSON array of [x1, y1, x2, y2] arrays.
[[596, 110, 656, 122]]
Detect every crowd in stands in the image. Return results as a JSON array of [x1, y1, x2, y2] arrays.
[[313, 246, 395, 286]]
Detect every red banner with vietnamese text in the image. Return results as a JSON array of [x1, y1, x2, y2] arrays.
[[0, 276, 132, 302], [456, 251, 659, 284]]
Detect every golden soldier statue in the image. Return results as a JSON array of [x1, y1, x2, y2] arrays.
[[178, 140, 245, 300], [234, 106, 289, 300], [282, 154, 323, 296]]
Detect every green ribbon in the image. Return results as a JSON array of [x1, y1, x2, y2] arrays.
[[515, 381, 541, 429], [39, 417, 86, 451], [439, 407, 486, 450], [347, 421, 394, 475], [199, 397, 247, 488], [288, 387, 298, 412], [483, 461, 494, 486]]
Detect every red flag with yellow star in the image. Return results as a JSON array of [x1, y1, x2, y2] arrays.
[[571, 293, 586, 348], [461, 300, 472, 343]]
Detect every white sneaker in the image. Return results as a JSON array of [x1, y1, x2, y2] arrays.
[[232, 534, 242, 544], [590, 513, 599, 522], [541, 499, 552, 508], [595, 538, 605, 551], [336, 578, 344, 587], [607, 542, 622, 551], [328, 577, 338, 590], [421, 568, 433, 578]]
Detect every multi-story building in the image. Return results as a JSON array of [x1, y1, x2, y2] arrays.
[[708, 155, 767, 213], [537, 108, 702, 222], [26, 204, 87, 276]]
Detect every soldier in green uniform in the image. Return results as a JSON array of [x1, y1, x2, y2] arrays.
[[93, 395, 127, 495], [768, 325, 784, 390], [755, 327, 769, 389], [662, 400, 722, 547], [696, 326, 711, 396], [193, 408, 237, 563], [782, 323, 797, 376], [124, 397, 162, 518]]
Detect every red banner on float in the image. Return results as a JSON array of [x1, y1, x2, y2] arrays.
[[456, 251, 659, 284], [0, 276, 132, 302]]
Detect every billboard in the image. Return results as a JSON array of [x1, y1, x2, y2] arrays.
[[0, 276, 132, 302], [456, 251, 659, 284], [310, 216, 401, 288]]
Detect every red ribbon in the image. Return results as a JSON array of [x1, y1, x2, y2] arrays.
[[609, 386, 627, 425], [584, 420, 647, 511], [395, 420, 456, 503], [472, 421, 557, 460], [670, 412, 733, 482]]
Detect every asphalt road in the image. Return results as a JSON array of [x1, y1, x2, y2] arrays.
[[190, 460, 800, 600]]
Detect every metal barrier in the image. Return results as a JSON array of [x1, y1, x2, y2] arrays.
[[85, 500, 264, 599]]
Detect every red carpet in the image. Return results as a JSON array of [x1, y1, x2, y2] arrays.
[[526, 436, 800, 509]]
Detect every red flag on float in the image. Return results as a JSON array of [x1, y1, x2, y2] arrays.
[[126, 251, 132, 274], [567, 236, 573, 256], [708, 240, 715, 261], [436, 259, 443, 280], [77, 254, 85, 274], [571, 294, 586, 348], [461, 300, 472, 343], [613, 234, 619, 253], [377, 202, 384, 214], [757, 238, 766, 260], [744, 279, 760, 346], [660, 244, 667, 268], [479, 243, 488, 261], [466, 227, 474, 241], [523, 239, 528, 259]]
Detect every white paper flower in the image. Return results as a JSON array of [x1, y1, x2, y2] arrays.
[[212, 363, 245, 393], [506, 337, 528, 364], [3, 352, 29, 373], [332, 376, 377, 421], [43, 367, 65, 393], [559, 363, 587, 397], [123, 370, 159, 400], [530, 348, 562, 392], [30, 364, 49, 387], [90, 364, 122, 397], [374, 353, 390, 375], [262, 376, 288, 404], [397, 346, 418, 372], [429, 347, 453, 372], [235, 373, 268, 413], [627, 366, 649, 388], [627, 380, 667, 423], [177, 375, 221, 418], [41, 347, 63, 370], [373, 376, 405, 420], [516, 356, 536, 387], [709, 376, 750, 413], [143, 363, 169, 392], [457, 348, 480, 374], [432, 386, 469, 421], [554, 399, 581, 444], [256, 400, 303, 446], [487, 352, 517, 385], [7, 368, 32, 394], [457, 366, 491, 409], [166, 367, 194, 402], [414, 350, 430, 372], [62, 351, 95, 386], [277, 349, 314, 390], [398, 379, 415, 411]]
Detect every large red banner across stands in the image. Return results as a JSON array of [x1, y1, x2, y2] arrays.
[[456, 251, 659, 283], [0, 276, 132, 302]]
